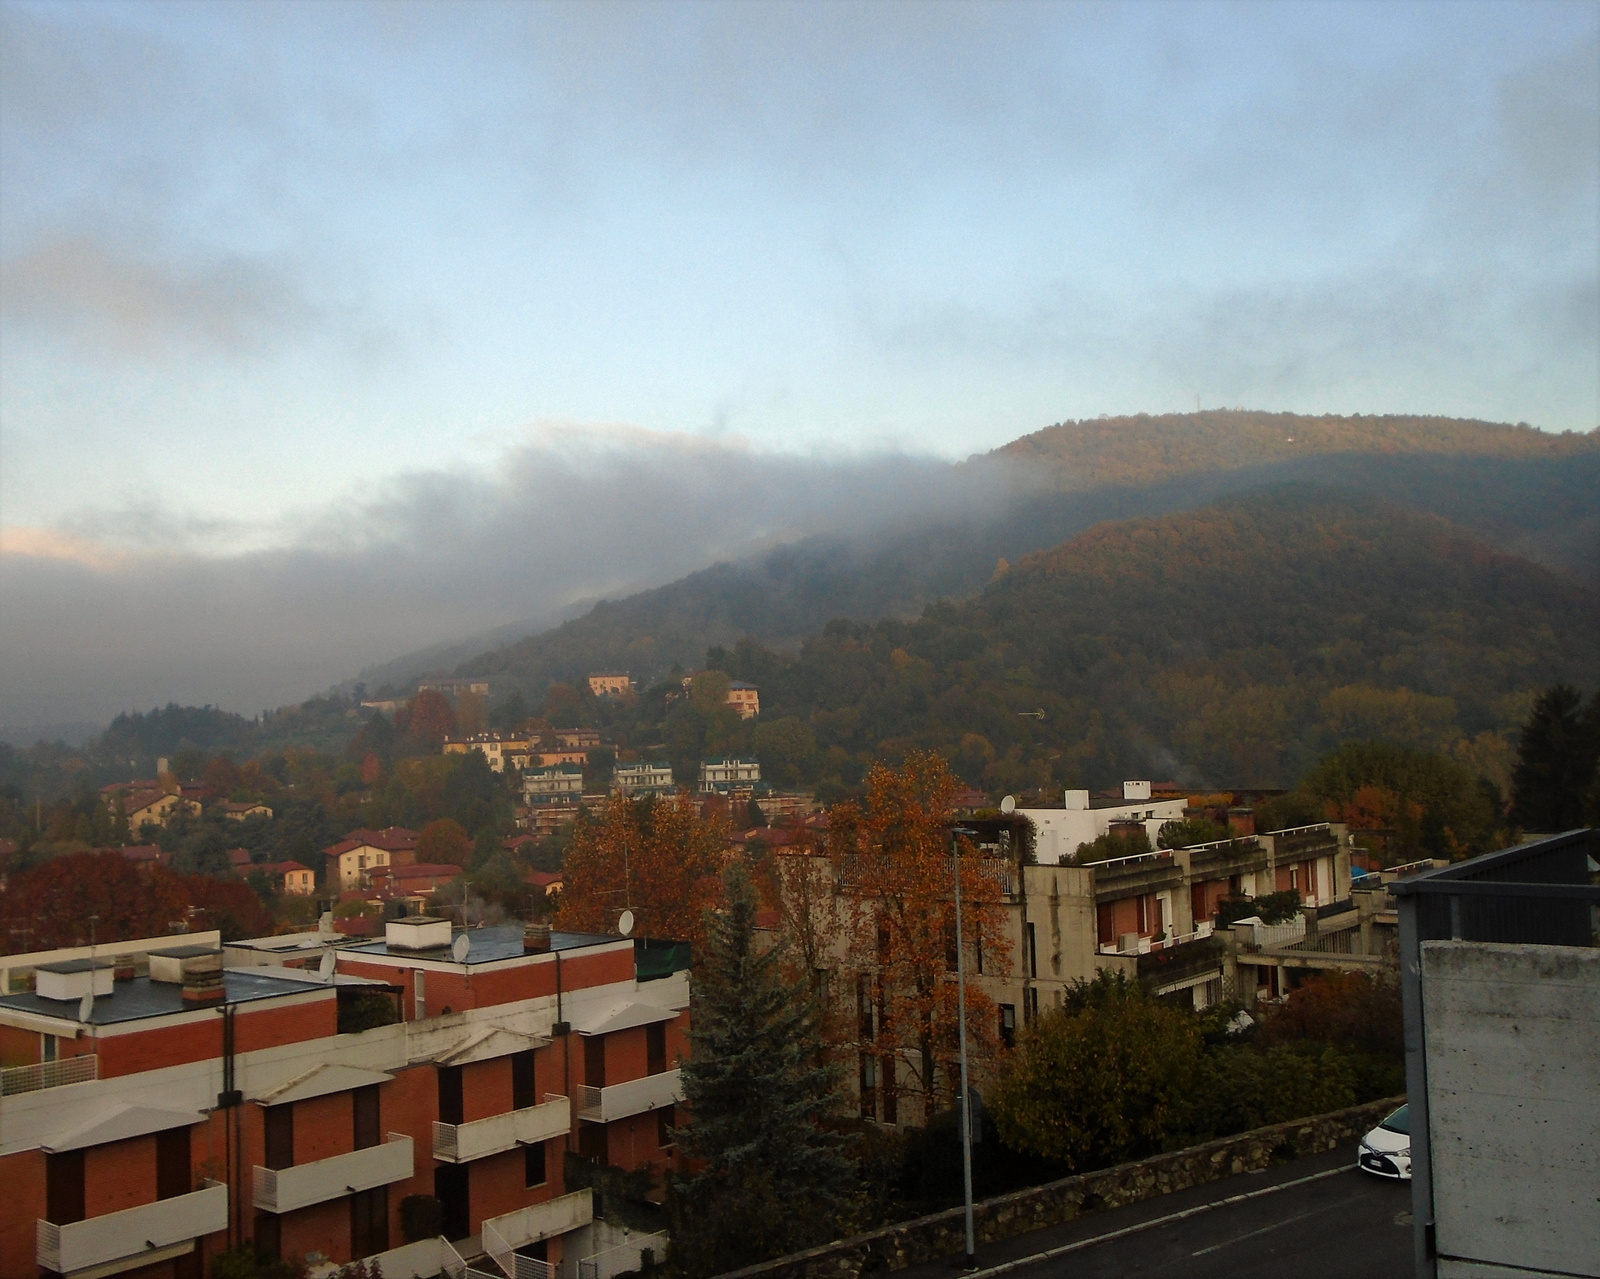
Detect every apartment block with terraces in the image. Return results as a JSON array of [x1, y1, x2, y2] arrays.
[[0, 915, 690, 1279]]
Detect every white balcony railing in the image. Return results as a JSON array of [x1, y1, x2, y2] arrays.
[[480, 1190, 593, 1253], [578, 1230, 669, 1279], [314, 1236, 467, 1279], [1097, 920, 1215, 957], [577, 1070, 682, 1124], [433, 1095, 569, 1163], [2, 1054, 97, 1096], [37, 1180, 228, 1273], [485, 1219, 556, 1279], [253, 1133, 413, 1214]]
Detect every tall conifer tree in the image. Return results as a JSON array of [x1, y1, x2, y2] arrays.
[[670, 860, 854, 1276]]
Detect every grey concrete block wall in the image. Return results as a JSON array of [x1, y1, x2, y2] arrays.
[[1422, 942, 1600, 1279]]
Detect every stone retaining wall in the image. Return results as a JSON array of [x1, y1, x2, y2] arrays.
[[715, 1094, 1405, 1279]]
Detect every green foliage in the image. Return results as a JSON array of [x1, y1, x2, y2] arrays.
[[993, 967, 1402, 1174], [991, 973, 1203, 1169], [670, 859, 855, 1276], [1157, 817, 1227, 849], [1189, 1044, 1357, 1140], [1072, 829, 1151, 863], [1510, 685, 1600, 831]]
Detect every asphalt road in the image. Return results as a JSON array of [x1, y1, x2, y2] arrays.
[[898, 1141, 1414, 1279]]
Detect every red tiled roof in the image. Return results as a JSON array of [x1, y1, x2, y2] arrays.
[[325, 825, 420, 858], [258, 861, 311, 876], [525, 870, 564, 889], [116, 844, 167, 864], [389, 862, 464, 880]]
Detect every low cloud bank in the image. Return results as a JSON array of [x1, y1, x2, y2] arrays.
[[0, 428, 1034, 727]]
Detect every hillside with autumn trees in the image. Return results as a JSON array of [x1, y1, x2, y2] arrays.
[[545, 486, 1598, 802]]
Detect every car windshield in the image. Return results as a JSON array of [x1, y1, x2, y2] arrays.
[[1378, 1104, 1409, 1135]]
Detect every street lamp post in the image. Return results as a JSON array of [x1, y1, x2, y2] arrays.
[[951, 827, 977, 1269]]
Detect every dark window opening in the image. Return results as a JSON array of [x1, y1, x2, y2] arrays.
[[524, 1140, 547, 1187], [999, 1003, 1017, 1049], [45, 1149, 85, 1225], [157, 1125, 191, 1200], [880, 1056, 897, 1125], [437, 1065, 464, 1126], [578, 1121, 607, 1163], [254, 1212, 281, 1263], [353, 1084, 381, 1150], [264, 1104, 294, 1171], [646, 1022, 667, 1076], [434, 1163, 470, 1241], [657, 1105, 676, 1148], [350, 1185, 388, 1256], [584, 1035, 606, 1090], [511, 1049, 537, 1110]]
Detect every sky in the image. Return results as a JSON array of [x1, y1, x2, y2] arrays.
[[1, 0, 1597, 729]]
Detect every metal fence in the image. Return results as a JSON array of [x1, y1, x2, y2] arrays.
[[0, 1054, 98, 1096]]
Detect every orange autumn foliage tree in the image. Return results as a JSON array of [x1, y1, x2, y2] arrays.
[[824, 751, 1011, 1116], [0, 853, 272, 951], [557, 792, 728, 948]]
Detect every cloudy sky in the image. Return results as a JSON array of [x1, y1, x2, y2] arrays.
[[1, 0, 1597, 729]]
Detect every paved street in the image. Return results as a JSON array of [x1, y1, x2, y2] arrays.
[[898, 1141, 1413, 1279]]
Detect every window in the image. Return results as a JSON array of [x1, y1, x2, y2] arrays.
[[42, 1034, 57, 1063], [512, 1050, 537, 1110], [856, 975, 874, 1041], [1096, 903, 1115, 946], [353, 1085, 380, 1150], [350, 1186, 388, 1256], [524, 1140, 547, 1187], [859, 1054, 877, 1120], [1024, 987, 1039, 1023], [999, 1004, 1017, 1049], [434, 1165, 469, 1242], [657, 1105, 676, 1148], [578, 1122, 607, 1163], [45, 1149, 84, 1226], [157, 1126, 191, 1200], [584, 1036, 606, 1090], [880, 1058, 897, 1125], [254, 1212, 281, 1262], [1026, 922, 1038, 978], [437, 1066, 464, 1127], [264, 1104, 294, 1171], [647, 1022, 667, 1076]]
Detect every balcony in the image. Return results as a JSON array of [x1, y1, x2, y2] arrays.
[[2, 1054, 97, 1096], [432, 1095, 570, 1163], [253, 1133, 413, 1214], [577, 1070, 682, 1123], [331, 1236, 467, 1279], [482, 1190, 594, 1256], [37, 1180, 227, 1274]]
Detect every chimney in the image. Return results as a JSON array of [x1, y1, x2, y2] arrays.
[[523, 922, 552, 953], [180, 951, 225, 1006]]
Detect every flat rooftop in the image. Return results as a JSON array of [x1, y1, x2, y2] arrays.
[[0, 969, 322, 1026], [344, 924, 620, 966]]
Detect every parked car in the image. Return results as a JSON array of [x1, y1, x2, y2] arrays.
[[1357, 1104, 1411, 1180]]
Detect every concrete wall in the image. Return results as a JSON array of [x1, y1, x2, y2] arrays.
[[714, 1095, 1404, 1279], [1421, 942, 1600, 1279]]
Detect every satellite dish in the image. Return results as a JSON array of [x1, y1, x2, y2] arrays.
[[451, 934, 471, 963], [78, 992, 94, 1022], [617, 910, 635, 937], [318, 950, 336, 982], [1001, 796, 1016, 815]]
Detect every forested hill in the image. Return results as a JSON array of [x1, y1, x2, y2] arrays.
[[455, 422, 1600, 701], [997, 410, 1600, 492], [681, 485, 1600, 793]]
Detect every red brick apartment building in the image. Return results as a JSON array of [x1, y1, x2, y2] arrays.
[[0, 918, 690, 1279]]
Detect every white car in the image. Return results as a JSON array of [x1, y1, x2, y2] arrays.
[[1357, 1104, 1412, 1180]]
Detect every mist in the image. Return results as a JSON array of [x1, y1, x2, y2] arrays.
[[0, 429, 1033, 728]]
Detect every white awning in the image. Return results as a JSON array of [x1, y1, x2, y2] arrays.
[[43, 1103, 205, 1153], [573, 1000, 678, 1036], [254, 1062, 393, 1105], [431, 1024, 547, 1066]]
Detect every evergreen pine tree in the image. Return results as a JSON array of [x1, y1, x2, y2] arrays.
[[1511, 686, 1600, 831], [669, 859, 855, 1276]]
